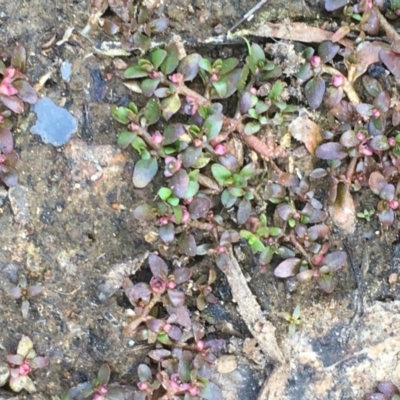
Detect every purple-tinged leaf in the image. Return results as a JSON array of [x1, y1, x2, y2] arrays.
[[97, 364, 111, 386], [149, 254, 169, 280], [204, 112, 223, 140], [369, 171, 388, 195], [212, 69, 241, 99], [124, 282, 151, 304], [146, 318, 164, 332], [340, 130, 359, 148], [378, 208, 395, 225], [296, 62, 312, 84], [310, 168, 328, 180], [168, 289, 185, 307], [377, 381, 399, 396], [276, 203, 295, 221], [148, 17, 169, 33], [132, 32, 151, 51], [189, 197, 211, 219], [159, 222, 175, 243], [0, 126, 13, 154], [362, 76, 382, 97], [380, 49, 400, 78], [325, 0, 348, 11], [328, 181, 355, 233], [274, 258, 301, 278], [178, 232, 197, 257], [315, 142, 347, 160], [173, 267, 192, 284], [30, 355, 48, 369], [28, 285, 43, 297], [138, 364, 152, 382], [6, 354, 24, 365], [237, 198, 251, 225], [13, 80, 37, 104], [0, 95, 24, 113], [324, 251, 347, 272], [0, 166, 18, 187], [132, 157, 158, 188], [317, 273, 335, 293], [163, 123, 186, 145], [308, 224, 330, 241], [362, 8, 380, 35], [178, 53, 201, 81], [239, 91, 254, 113], [148, 349, 171, 361], [380, 183, 395, 201], [154, 87, 169, 98], [166, 305, 191, 327], [318, 41, 340, 63], [305, 76, 325, 109], [161, 93, 181, 121], [168, 325, 182, 341], [374, 91, 390, 113], [181, 146, 202, 168], [133, 204, 156, 221], [309, 209, 328, 224], [199, 381, 223, 400], [170, 169, 189, 198], [9, 286, 22, 298]]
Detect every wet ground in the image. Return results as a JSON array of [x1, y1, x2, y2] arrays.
[[1, 1, 400, 399]]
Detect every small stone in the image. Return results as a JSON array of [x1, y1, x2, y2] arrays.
[[388, 273, 398, 284], [30, 98, 78, 146], [216, 355, 238, 374]]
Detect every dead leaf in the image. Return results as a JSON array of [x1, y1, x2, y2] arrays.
[[328, 181, 356, 233], [289, 115, 322, 155]]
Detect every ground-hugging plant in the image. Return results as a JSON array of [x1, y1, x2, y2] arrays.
[[0, 335, 48, 393], [0, 45, 37, 187]]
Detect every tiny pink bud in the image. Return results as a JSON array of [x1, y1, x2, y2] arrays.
[[0, 76, 18, 96], [210, 73, 219, 82], [129, 122, 139, 132], [312, 253, 325, 266], [196, 340, 205, 351], [372, 109, 381, 118], [216, 245, 226, 254], [159, 216, 169, 226], [167, 280, 176, 289], [293, 212, 300, 220], [250, 87, 257, 95], [390, 200, 399, 210], [0, 154, 6, 163], [388, 137, 396, 147], [97, 386, 108, 395], [151, 131, 164, 144], [170, 73, 183, 84], [6, 67, 16, 78], [183, 197, 193, 205], [360, 144, 373, 156], [138, 382, 149, 391], [93, 395, 104, 400], [310, 55, 321, 68], [163, 323, 172, 333], [0, 115, 4, 123], [356, 131, 365, 141], [19, 363, 31, 376], [267, 237, 274, 245], [189, 385, 200, 396], [214, 144, 227, 156], [181, 207, 190, 224], [150, 277, 167, 293], [331, 74, 344, 87], [193, 138, 203, 148], [150, 71, 160, 79]]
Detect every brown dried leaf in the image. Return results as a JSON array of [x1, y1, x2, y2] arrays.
[[289, 115, 322, 155], [328, 182, 356, 233]]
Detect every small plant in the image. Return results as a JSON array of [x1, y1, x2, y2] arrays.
[[0, 335, 48, 393], [8, 274, 43, 318], [356, 208, 375, 222], [279, 304, 301, 336], [365, 381, 400, 400]]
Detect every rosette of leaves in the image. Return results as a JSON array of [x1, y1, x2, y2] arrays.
[[1, 335, 48, 393]]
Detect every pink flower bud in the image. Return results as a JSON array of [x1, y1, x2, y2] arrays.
[[310, 55, 321, 68], [372, 109, 381, 118], [97, 386, 108, 395], [390, 200, 399, 210], [138, 382, 149, 391], [360, 144, 373, 156], [159, 216, 169, 226], [170, 73, 183, 84], [129, 122, 139, 132], [189, 385, 200, 396], [196, 340, 205, 351], [181, 207, 190, 224], [183, 197, 193, 205], [216, 245, 226, 254], [293, 212, 300, 220], [150, 277, 167, 294], [0, 155, 6, 163], [356, 131, 365, 141], [151, 131, 164, 144], [19, 363, 31, 376], [389, 137, 396, 147], [6, 67, 16, 78], [193, 138, 202, 148], [167, 280, 176, 289], [214, 144, 227, 156], [312, 253, 325, 266], [164, 156, 182, 178], [150, 71, 160, 79], [331, 74, 344, 87], [250, 87, 257, 95], [210, 73, 219, 82], [163, 323, 172, 333], [0, 115, 4, 123], [0, 76, 18, 96]]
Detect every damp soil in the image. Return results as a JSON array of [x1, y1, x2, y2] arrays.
[[1, 1, 400, 400]]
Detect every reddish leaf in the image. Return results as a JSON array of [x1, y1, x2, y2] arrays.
[[315, 142, 347, 160], [14, 80, 37, 104], [377, 208, 395, 226], [305, 76, 325, 109], [0, 126, 13, 153], [149, 254, 169, 280], [188, 197, 211, 219], [0, 95, 24, 113], [369, 171, 387, 195], [178, 232, 197, 257], [325, 0, 348, 11], [170, 169, 189, 198], [324, 251, 347, 272], [380, 49, 400, 78]]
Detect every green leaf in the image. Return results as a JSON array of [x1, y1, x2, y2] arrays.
[[219, 58, 239, 75], [198, 380, 223, 400], [204, 112, 224, 140], [221, 189, 237, 208], [178, 53, 201, 81], [214, 68, 242, 98], [248, 43, 266, 75], [168, 197, 180, 207], [268, 80, 284, 100], [211, 164, 232, 185], [117, 131, 136, 148], [143, 98, 161, 125], [161, 94, 181, 120], [124, 65, 148, 79], [237, 64, 250, 93], [151, 48, 167, 69], [173, 204, 183, 223], [11, 45, 26, 72], [240, 163, 255, 179], [240, 230, 253, 239], [128, 102, 138, 114], [132, 157, 158, 188], [244, 121, 261, 135], [111, 106, 134, 124], [131, 136, 147, 155], [133, 32, 152, 51], [198, 57, 212, 72], [161, 43, 180, 75], [184, 180, 200, 198], [97, 364, 110, 386], [141, 78, 160, 97], [255, 100, 270, 114], [212, 81, 228, 98], [249, 237, 265, 252]]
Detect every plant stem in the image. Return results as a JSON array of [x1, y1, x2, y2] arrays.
[[375, 7, 400, 43]]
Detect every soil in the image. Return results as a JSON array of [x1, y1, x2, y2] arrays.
[[1, 1, 400, 400]]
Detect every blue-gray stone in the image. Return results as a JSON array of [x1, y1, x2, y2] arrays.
[[30, 98, 78, 146]]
